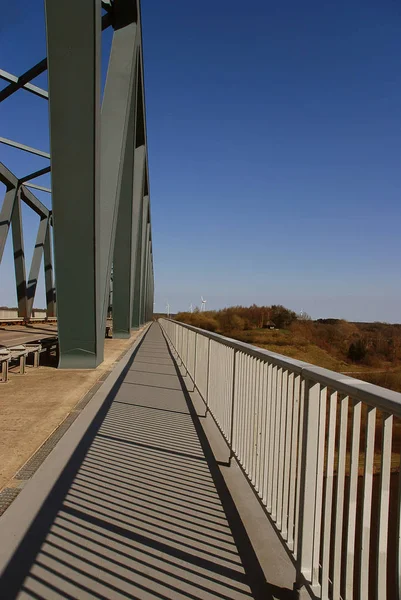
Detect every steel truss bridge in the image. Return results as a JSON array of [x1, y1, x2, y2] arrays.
[[0, 0, 154, 368], [0, 3, 399, 600]]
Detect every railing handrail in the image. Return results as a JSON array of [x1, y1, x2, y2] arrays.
[[162, 318, 401, 415]]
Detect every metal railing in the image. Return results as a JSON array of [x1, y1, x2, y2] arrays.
[[159, 318, 401, 600]]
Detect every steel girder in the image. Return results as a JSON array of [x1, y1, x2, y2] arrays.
[[0, 164, 55, 320], [138, 195, 149, 326], [44, 0, 154, 366], [45, 0, 102, 367], [112, 99, 137, 337], [11, 191, 28, 318]]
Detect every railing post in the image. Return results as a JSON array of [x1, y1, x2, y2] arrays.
[[185, 327, 189, 375], [229, 349, 237, 460], [295, 378, 320, 595], [193, 332, 197, 392], [206, 338, 211, 414]]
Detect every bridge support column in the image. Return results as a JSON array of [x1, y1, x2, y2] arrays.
[[112, 60, 138, 339], [130, 145, 145, 330], [45, 0, 153, 364], [44, 220, 56, 318], [138, 195, 149, 326], [98, 1, 138, 344], [45, 0, 102, 367], [46, 0, 142, 365], [143, 225, 151, 322]]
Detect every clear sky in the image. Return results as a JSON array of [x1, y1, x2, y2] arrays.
[[1, 0, 400, 322]]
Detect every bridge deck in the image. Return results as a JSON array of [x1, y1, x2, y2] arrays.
[[0, 323, 266, 599]]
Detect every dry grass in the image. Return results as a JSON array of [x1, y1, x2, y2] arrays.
[[231, 328, 349, 371]]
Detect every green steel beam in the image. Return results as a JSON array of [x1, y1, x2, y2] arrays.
[[21, 0, 155, 363], [138, 194, 149, 324], [20, 185, 50, 218], [0, 66, 49, 101], [45, 0, 102, 367], [43, 221, 56, 318], [26, 216, 49, 319], [0, 186, 18, 263], [98, 0, 138, 345], [143, 223, 150, 324], [130, 194, 143, 329], [131, 146, 145, 329], [11, 191, 28, 318], [19, 166, 51, 184], [0, 137, 51, 159], [112, 52, 139, 338]]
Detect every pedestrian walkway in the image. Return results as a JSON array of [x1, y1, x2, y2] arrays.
[[0, 323, 268, 600]]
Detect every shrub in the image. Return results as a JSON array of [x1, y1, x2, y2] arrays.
[[348, 339, 367, 362], [270, 305, 297, 329], [196, 315, 218, 332]]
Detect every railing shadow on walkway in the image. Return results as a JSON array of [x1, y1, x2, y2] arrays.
[[0, 324, 295, 600]]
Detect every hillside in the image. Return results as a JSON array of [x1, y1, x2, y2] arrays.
[[174, 305, 401, 392]]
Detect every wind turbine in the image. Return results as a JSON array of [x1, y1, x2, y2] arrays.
[[189, 303, 193, 313], [201, 297, 207, 312], [166, 300, 170, 318]]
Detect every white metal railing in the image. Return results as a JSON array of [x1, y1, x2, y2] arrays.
[[159, 318, 401, 600]]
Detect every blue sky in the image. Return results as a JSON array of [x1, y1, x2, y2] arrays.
[[1, 0, 401, 321]]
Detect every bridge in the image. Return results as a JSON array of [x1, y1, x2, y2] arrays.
[[0, 2, 399, 600]]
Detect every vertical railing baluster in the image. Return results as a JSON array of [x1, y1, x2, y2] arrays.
[[185, 328, 189, 372], [272, 367, 283, 521], [232, 352, 241, 456], [282, 371, 294, 539], [193, 332, 197, 390], [332, 395, 349, 600], [255, 359, 264, 494], [267, 365, 277, 512], [226, 347, 232, 436], [260, 362, 269, 496], [263, 362, 273, 507], [242, 354, 250, 471], [206, 338, 211, 413], [359, 406, 376, 600], [236, 353, 243, 462], [296, 380, 320, 585], [250, 357, 258, 484], [312, 385, 327, 587], [321, 390, 337, 599], [240, 352, 244, 454], [288, 373, 301, 552], [397, 449, 401, 600], [376, 412, 393, 600], [229, 348, 234, 438], [277, 369, 288, 530], [229, 349, 237, 458], [344, 399, 362, 598]]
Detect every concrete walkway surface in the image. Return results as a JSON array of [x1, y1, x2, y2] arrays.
[[0, 323, 273, 600]]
